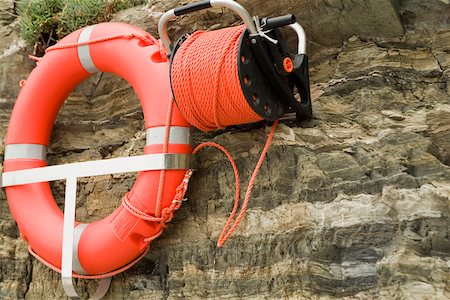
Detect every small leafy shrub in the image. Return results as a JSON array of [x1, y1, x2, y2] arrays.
[[18, 0, 144, 53]]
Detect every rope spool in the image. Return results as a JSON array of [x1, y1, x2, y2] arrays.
[[171, 25, 263, 132]]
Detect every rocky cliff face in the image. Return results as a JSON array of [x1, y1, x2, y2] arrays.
[[0, 0, 449, 299]]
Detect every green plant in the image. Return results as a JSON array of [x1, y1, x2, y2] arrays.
[[17, 0, 144, 54], [18, 0, 63, 52]]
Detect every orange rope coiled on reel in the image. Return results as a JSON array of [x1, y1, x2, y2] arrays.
[[171, 25, 263, 132]]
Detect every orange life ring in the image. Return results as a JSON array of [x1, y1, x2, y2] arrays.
[[3, 23, 191, 275]]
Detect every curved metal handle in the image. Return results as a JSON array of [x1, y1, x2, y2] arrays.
[[288, 22, 307, 54], [158, 0, 257, 54]]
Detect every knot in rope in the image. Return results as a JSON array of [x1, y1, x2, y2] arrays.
[[158, 39, 169, 62], [124, 33, 158, 46], [121, 169, 193, 242], [160, 208, 175, 225]]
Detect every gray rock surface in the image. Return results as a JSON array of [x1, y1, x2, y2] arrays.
[[0, 0, 449, 299], [116, 0, 404, 55], [0, 0, 15, 25]]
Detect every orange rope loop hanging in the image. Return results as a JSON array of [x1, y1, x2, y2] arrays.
[[192, 122, 278, 247]]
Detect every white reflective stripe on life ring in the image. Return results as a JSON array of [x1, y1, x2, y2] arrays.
[[146, 126, 191, 146], [77, 25, 100, 74], [4, 144, 47, 161], [72, 223, 88, 275]]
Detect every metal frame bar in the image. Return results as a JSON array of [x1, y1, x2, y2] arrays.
[[1, 153, 190, 187]]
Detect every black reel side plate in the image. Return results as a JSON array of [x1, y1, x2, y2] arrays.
[[238, 28, 313, 122], [237, 30, 285, 121]]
